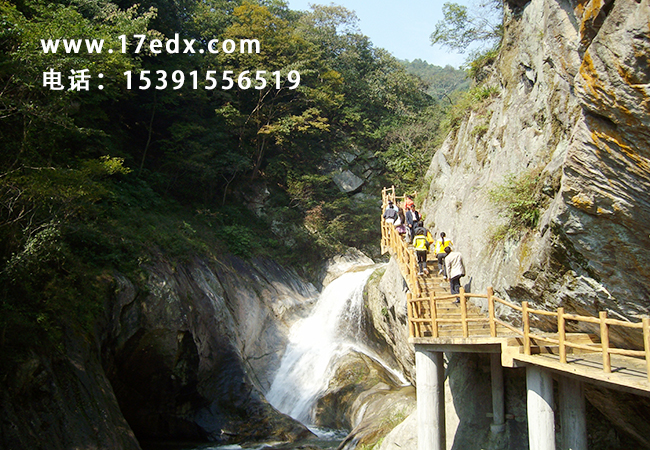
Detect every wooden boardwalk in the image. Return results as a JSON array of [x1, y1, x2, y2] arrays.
[[381, 186, 650, 396]]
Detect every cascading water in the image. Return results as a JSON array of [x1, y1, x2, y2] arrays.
[[266, 265, 405, 427]]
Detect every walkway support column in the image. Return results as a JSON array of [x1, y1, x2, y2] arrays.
[[416, 346, 446, 450], [527, 365, 556, 450], [559, 377, 587, 450], [490, 353, 506, 433]]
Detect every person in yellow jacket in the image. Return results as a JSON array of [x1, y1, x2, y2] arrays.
[[434, 232, 453, 277], [413, 226, 431, 275]]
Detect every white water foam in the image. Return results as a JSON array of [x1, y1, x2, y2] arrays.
[[266, 265, 406, 426]]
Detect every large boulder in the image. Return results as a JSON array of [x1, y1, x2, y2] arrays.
[[317, 247, 376, 289], [313, 351, 415, 450], [365, 259, 415, 383]]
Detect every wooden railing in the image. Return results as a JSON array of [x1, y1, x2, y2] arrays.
[[381, 186, 422, 297], [381, 187, 650, 382]]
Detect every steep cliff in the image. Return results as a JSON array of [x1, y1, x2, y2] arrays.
[[103, 255, 319, 444], [1, 254, 318, 449], [421, 0, 650, 345]]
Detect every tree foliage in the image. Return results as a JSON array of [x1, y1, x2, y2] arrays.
[[0, 0, 450, 368], [430, 1, 503, 54], [400, 59, 469, 102]]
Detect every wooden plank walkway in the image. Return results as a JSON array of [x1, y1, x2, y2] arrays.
[[381, 186, 650, 395]]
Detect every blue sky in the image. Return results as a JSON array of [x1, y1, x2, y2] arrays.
[[285, 0, 472, 68]]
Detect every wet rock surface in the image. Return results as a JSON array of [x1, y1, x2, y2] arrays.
[[104, 255, 316, 444], [0, 337, 142, 450]]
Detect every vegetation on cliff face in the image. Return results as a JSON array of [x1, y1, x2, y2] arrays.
[[488, 167, 544, 242], [0, 0, 468, 372]]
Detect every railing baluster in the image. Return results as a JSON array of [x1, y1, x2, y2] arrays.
[[558, 307, 566, 364], [460, 287, 468, 338], [407, 292, 415, 338], [600, 311, 611, 373], [641, 317, 650, 381], [430, 293, 438, 338], [522, 301, 530, 355], [488, 287, 496, 337]]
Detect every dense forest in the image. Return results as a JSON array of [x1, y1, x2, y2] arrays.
[[401, 59, 469, 103], [0, 0, 468, 372]]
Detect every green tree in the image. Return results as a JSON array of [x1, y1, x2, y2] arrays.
[[430, 1, 503, 54]]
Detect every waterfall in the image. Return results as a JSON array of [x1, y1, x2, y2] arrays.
[[266, 265, 405, 426]]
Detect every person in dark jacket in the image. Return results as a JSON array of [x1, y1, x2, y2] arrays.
[[405, 204, 420, 244], [382, 200, 399, 224]]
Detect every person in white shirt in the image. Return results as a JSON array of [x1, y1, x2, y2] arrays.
[[444, 246, 465, 303]]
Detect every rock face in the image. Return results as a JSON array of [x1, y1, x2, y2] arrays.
[[317, 247, 376, 289], [421, 0, 650, 346], [0, 337, 141, 450], [416, 0, 650, 446], [365, 259, 415, 383], [313, 351, 416, 450], [103, 255, 317, 444], [332, 170, 365, 194], [0, 254, 318, 449]]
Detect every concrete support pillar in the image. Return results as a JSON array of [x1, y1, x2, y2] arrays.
[[416, 347, 446, 450], [527, 366, 556, 450], [490, 353, 506, 433], [559, 377, 587, 450]]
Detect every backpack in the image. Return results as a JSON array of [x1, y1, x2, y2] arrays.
[[413, 234, 429, 251]]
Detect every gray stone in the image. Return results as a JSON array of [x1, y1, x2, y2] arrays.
[[317, 247, 375, 289], [365, 259, 415, 383], [104, 256, 318, 445], [419, 0, 650, 446], [332, 170, 365, 194], [421, 0, 650, 347]]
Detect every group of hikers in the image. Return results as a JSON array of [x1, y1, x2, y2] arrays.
[[382, 195, 466, 301]]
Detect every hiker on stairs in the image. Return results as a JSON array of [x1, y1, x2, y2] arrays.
[[413, 225, 430, 276], [434, 232, 454, 277], [444, 246, 465, 303]]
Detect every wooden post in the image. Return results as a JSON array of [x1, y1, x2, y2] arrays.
[[407, 292, 415, 338], [523, 301, 531, 355], [600, 311, 611, 373], [558, 307, 566, 364], [487, 287, 496, 337], [412, 253, 419, 297], [641, 317, 650, 382], [430, 292, 438, 338], [460, 287, 468, 338]]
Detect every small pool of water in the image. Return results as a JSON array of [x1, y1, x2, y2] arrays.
[[140, 427, 348, 450]]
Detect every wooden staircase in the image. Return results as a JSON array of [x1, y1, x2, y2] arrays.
[[381, 186, 650, 396]]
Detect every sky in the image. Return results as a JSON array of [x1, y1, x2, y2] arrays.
[[285, 0, 473, 68]]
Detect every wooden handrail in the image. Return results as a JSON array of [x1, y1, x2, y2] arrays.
[[380, 187, 650, 381], [494, 296, 523, 312]]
